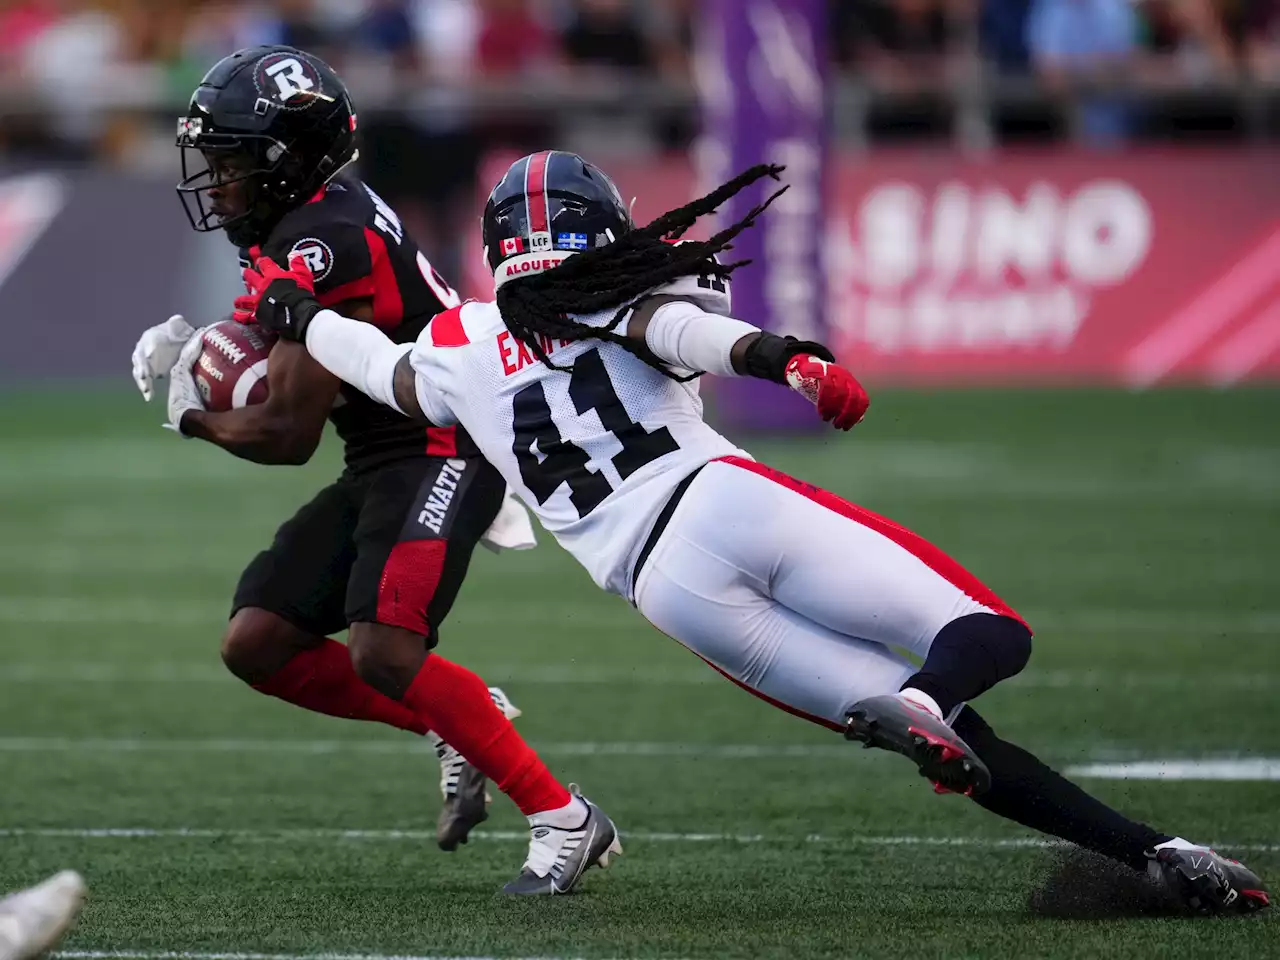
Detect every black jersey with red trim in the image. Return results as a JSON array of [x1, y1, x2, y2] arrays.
[[239, 174, 472, 471]]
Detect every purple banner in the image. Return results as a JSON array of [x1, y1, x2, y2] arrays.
[[697, 0, 831, 431]]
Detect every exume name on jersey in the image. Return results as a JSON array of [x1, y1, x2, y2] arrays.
[[497, 330, 574, 377]]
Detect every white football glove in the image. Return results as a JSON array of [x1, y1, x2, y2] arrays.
[[131, 315, 197, 402], [164, 329, 208, 437]]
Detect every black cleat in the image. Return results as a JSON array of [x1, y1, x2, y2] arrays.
[[433, 687, 521, 852], [844, 694, 991, 797], [1149, 845, 1271, 915], [436, 748, 489, 852]]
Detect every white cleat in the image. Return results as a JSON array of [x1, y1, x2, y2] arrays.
[[0, 870, 87, 960], [435, 687, 522, 851], [503, 785, 622, 896]]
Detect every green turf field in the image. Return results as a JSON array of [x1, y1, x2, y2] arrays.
[[0, 386, 1277, 959]]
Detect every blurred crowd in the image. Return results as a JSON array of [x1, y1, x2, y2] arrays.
[[838, 0, 1280, 86], [0, 0, 697, 154], [4, 0, 1280, 222], [836, 0, 1280, 142], [6, 0, 1280, 160]]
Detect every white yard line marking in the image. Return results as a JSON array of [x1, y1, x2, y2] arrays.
[[1065, 758, 1280, 781], [0, 664, 720, 686], [57, 952, 581, 960], [0, 737, 851, 759], [0, 664, 1273, 691], [4, 738, 1280, 771], [1013, 670, 1276, 692], [3, 598, 1280, 635], [7, 827, 1276, 854]]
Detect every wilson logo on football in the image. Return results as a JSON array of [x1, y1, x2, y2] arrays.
[[288, 238, 334, 281]]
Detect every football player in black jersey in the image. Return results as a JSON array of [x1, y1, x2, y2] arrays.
[[129, 49, 606, 893]]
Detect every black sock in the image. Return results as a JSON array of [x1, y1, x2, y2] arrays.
[[904, 613, 1032, 716], [954, 707, 1171, 872]]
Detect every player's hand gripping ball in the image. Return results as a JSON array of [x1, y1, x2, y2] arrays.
[[190, 319, 275, 412], [785, 354, 870, 430]]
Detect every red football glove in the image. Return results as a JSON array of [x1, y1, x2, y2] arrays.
[[231, 292, 257, 325], [784, 354, 870, 430], [233, 253, 316, 325]]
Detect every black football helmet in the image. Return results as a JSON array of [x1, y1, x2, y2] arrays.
[[176, 45, 358, 247], [483, 151, 632, 290]]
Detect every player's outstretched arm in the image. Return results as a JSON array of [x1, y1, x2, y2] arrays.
[[300, 309, 415, 418], [626, 296, 870, 430]]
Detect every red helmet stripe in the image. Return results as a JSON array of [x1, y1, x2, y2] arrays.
[[524, 150, 551, 236]]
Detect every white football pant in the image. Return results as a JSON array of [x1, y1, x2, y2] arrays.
[[634, 457, 1016, 729]]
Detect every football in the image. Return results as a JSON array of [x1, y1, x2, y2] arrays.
[[192, 319, 274, 412]]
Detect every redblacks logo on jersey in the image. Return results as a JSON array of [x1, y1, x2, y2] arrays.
[[288, 237, 334, 281]]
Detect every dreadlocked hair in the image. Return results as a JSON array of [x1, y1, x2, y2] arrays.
[[496, 163, 789, 381]]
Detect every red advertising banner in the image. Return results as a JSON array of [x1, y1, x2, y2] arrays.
[[830, 150, 1280, 387], [470, 149, 1280, 386]]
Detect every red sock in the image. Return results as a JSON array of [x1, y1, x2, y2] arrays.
[[253, 638, 429, 735], [402, 656, 571, 816]]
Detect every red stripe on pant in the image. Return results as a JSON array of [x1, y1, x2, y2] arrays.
[[713, 456, 1027, 629], [699, 655, 846, 733], [376, 539, 446, 635], [646, 622, 845, 733]]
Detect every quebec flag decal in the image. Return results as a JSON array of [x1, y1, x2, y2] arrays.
[[557, 233, 589, 251]]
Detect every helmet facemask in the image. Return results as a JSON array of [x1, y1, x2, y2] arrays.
[[176, 117, 298, 247]]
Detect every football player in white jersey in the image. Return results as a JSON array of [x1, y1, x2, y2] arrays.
[[237, 152, 1269, 914]]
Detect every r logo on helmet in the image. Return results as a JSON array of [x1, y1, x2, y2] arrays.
[[254, 53, 323, 108], [288, 238, 334, 281]]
